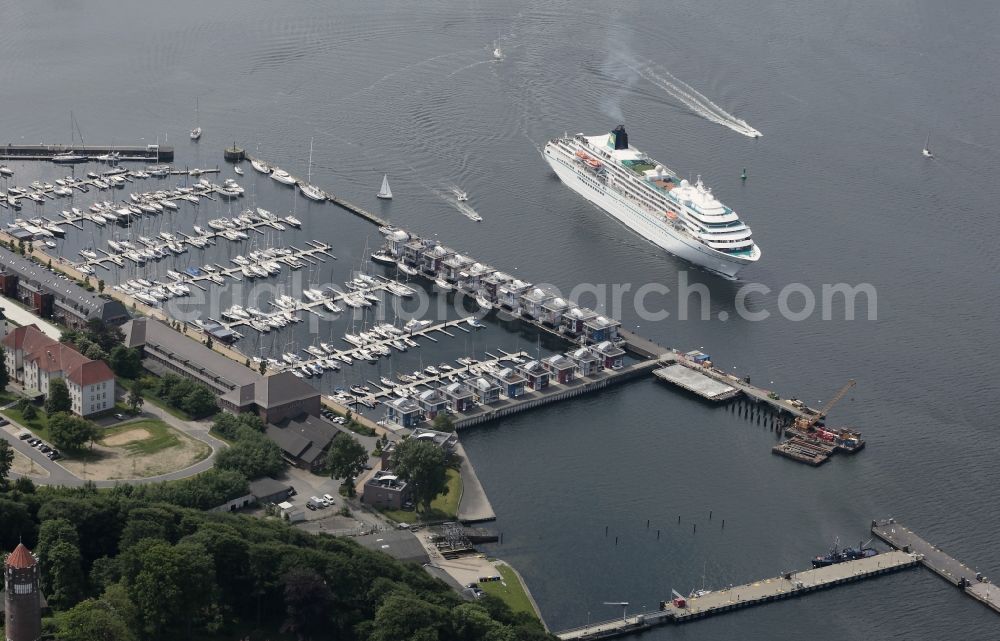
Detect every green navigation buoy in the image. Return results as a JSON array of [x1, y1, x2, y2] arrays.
[[740, 168, 747, 180]]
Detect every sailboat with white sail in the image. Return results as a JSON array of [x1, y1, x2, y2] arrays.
[[376, 173, 393, 200], [298, 137, 326, 201], [921, 133, 933, 158]]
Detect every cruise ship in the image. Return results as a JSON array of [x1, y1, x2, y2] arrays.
[[543, 126, 760, 278]]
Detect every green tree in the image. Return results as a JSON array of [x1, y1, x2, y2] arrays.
[[324, 434, 368, 496], [49, 413, 99, 451], [55, 594, 137, 641], [281, 568, 334, 641], [126, 540, 218, 640], [97, 279, 105, 293], [126, 378, 145, 414], [109, 345, 141, 379], [432, 412, 456, 432], [37, 518, 80, 595], [46, 378, 72, 415], [214, 438, 286, 479], [370, 593, 448, 641], [258, 360, 267, 375], [0, 439, 13, 485], [181, 385, 217, 418], [83, 342, 106, 361], [0, 498, 36, 552], [46, 540, 86, 609], [0, 346, 9, 390], [392, 439, 449, 513], [21, 401, 38, 421]]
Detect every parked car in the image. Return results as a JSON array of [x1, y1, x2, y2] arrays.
[[18, 432, 32, 440], [114, 413, 125, 420], [306, 503, 317, 511], [47, 451, 61, 461], [38, 445, 51, 454], [0, 417, 9, 426], [322, 493, 335, 504]]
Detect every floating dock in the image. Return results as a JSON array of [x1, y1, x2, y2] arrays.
[[652, 363, 738, 401], [771, 436, 835, 466], [556, 550, 920, 640], [872, 519, 1000, 614], [0, 143, 173, 162]]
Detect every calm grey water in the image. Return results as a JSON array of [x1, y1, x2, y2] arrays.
[[3, 1, 999, 638]]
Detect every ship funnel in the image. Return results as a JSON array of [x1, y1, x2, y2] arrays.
[[610, 125, 629, 150]]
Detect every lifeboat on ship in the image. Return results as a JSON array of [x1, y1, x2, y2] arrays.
[[665, 210, 679, 220]]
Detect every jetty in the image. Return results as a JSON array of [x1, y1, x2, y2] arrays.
[[0, 143, 173, 162], [244, 152, 390, 227], [556, 550, 920, 640], [872, 519, 1000, 614]]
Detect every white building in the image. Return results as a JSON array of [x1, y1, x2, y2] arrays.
[[2, 325, 116, 417]]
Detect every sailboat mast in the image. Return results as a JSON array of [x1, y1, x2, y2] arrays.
[[308, 137, 314, 183]]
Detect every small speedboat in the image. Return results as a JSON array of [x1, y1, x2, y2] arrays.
[[234, 166, 244, 175], [435, 278, 454, 291], [457, 191, 469, 202]]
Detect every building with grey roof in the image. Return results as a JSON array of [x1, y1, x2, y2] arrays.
[[0, 246, 129, 329], [265, 414, 338, 470], [123, 316, 321, 424]]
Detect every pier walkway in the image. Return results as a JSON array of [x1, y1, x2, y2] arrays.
[[556, 550, 920, 640], [872, 519, 1000, 614], [0, 143, 174, 162]]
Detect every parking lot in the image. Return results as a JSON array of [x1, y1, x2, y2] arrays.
[[15, 429, 62, 461]]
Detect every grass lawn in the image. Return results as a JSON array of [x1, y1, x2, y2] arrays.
[[100, 418, 179, 455], [379, 468, 462, 524], [3, 406, 52, 441], [0, 388, 23, 406], [479, 563, 539, 622]]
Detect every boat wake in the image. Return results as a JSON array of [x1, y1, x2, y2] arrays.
[[627, 59, 761, 138], [433, 187, 482, 222]]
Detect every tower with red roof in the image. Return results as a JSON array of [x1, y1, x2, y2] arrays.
[[3, 544, 41, 641]]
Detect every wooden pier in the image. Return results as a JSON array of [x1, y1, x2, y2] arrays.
[[872, 519, 1000, 614], [0, 143, 173, 162], [556, 551, 920, 640]]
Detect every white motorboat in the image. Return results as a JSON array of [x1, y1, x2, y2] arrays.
[[370, 250, 396, 265], [270, 168, 296, 185]]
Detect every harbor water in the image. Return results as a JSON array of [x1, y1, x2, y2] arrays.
[[2, 1, 999, 638]]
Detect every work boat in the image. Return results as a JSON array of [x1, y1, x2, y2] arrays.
[[543, 125, 760, 279]]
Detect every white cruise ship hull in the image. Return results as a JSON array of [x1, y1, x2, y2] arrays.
[[544, 143, 757, 279]]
